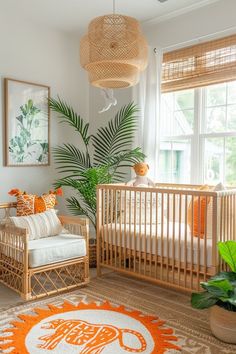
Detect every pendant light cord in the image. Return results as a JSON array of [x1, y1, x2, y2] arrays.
[[113, 0, 116, 14]]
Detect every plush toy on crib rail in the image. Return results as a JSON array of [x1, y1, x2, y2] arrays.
[[126, 162, 155, 187]]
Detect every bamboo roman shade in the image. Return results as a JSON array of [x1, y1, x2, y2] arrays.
[[162, 34, 236, 92]]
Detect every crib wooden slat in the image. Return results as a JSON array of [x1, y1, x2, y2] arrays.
[[144, 191, 147, 276], [166, 193, 170, 282], [224, 196, 226, 243], [232, 195, 236, 241], [212, 195, 218, 272], [203, 196, 207, 282], [101, 189, 105, 265], [139, 191, 142, 274], [150, 192, 153, 278], [197, 196, 201, 290], [190, 194, 194, 289], [128, 190, 132, 271], [184, 195, 187, 288], [172, 193, 175, 284], [160, 193, 164, 280], [229, 195, 231, 242], [219, 196, 223, 270], [114, 190, 118, 268], [110, 189, 114, 267], [178, 194, 182, 286], [123, 190, 127, 270], [227, 196, 229, 243], [155, 192, 158, 279], [133, 191, 137, 273], [119, 190, 122, 269], [106, 189, 109, 266]]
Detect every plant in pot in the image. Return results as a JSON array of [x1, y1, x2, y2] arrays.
[[49, 98, 145, 230], [191, 240, 236, 343]]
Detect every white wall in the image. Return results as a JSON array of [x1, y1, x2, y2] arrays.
[[143, 0, 236, 49], [0, 11, 89, 209]]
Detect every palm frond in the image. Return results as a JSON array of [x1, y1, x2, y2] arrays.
[[92, 102, 139, 165], [66, 196, 95, 228], [53, 177, 81, 189], [49, 97, 91, 146], [51, 100, 145, 228], [105, 148, 145, 169], [67, 195, 95, 217], [66, 197, 85, 215], [81, 166, 112, 185], [107, 148, 146, 179], [53, 144, 91, 175]]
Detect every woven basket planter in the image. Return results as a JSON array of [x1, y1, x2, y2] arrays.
[[89, 238, 97, 268], [210, 306, 236, 343]]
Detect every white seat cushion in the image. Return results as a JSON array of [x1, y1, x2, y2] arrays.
[[28, 233, 86, 268]]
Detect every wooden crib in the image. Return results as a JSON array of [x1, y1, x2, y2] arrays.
[[96, 183, 236, 292]]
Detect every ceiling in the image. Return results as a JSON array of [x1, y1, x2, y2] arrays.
[[0, 0, 220, 34]]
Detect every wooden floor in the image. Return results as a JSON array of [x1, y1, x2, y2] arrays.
[[0, 269, 236, 353]]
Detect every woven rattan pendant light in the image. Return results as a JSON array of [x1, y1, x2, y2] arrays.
[[80, 0, 148, 89]]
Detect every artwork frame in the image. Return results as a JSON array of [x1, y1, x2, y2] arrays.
[[4, 78, 50, 167]]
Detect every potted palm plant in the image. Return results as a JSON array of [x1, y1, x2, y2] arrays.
[[49, 98, 145, 230], [191, 240, 236, 343]]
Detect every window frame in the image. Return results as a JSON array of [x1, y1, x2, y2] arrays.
[[159, 83, 236, 186]]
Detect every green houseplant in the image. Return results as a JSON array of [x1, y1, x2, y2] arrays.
[[49, 98, 145, 229], [191, 240, 236, 343]]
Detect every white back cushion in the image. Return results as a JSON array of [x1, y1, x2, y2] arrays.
[[10, 209, 63, 240]]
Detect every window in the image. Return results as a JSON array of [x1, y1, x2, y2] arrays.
[[160, 34, 236, 186], [160, 82, 236, 186]]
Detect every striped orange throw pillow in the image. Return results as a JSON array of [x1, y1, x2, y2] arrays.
[[8, 188, 63, 216]]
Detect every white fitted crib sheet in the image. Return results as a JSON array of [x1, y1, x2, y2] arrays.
[[102, 222, 213, 267]]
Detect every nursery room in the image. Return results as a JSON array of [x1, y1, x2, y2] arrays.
[[0, 0, 236, 353]]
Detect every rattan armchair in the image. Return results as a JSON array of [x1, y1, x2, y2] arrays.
[[0, 203, 89, 300]]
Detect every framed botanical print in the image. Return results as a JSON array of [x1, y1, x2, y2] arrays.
[[4, 78, 50, 166]]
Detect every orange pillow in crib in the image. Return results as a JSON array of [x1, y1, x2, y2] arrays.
[[187, 185, 210, 238], [8, 188, 63, 216]]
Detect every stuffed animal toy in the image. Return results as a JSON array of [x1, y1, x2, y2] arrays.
[[126, 162, 155, 187]]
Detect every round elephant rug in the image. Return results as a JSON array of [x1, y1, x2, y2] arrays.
[[0, 301, 180, 353]]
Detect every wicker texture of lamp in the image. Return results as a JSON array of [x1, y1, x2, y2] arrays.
[[80, 14, 148, 88]]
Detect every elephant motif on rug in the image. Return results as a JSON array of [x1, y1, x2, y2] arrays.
[[38, 318, 147, 353]]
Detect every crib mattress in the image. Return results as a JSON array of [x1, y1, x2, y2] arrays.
[[101, 222, 213, 267]]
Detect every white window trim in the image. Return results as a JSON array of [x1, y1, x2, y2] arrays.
[[160, 84, 236, 185]]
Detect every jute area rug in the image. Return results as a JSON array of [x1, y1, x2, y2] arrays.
[[0, 272, 236, 353]]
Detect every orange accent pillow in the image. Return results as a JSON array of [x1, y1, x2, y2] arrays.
[[8, 188, 63, 216], [187, 185, 210, 238]]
